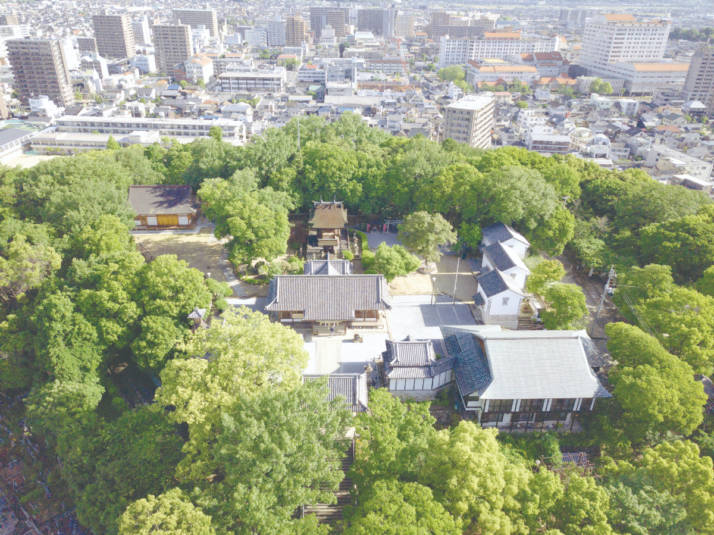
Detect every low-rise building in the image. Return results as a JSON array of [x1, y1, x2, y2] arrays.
[[129, 185, 199, 229], [218, 68, 286, 93]]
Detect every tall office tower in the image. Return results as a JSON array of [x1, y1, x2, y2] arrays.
[[286, 15, 307, 46], [395, 13, 415, 38], [581, 14, 670, 73], [310, 7, 347, 39], [684, 43, 714, 114], [266, 20, 286, 46], [133, 17, 152, 45], [93, 14, 136, 59], [0, 14, 19, 25], [357, 8, 396, 38], [77, 36, 98, 55], [6, 38, 73, 107], [173, 9, 219, 38], [153, 24, 192, 75], [443, 95, 495, 149]]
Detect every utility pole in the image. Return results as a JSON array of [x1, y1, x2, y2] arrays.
[[452, 252, 461, 305], [596, 266, 616, 317]]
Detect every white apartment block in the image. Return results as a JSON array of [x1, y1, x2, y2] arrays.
[[439, 33, 559, 67], [581, 14, 670, 73], [365, 58, 407, 76], [54, 116, 247, 143], [218, 68, 286, 93], [184, 55, 213, 84], [526, 126, 571, 154], [443, 95, 495, 149]]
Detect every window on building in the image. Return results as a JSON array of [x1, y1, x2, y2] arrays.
[[488, 399, 513, 412], [519, 399, 545, 412], [502, 297, 510, 306], [550, 398, 576, 412]]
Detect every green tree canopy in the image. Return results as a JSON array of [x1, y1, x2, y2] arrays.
[[119, 488, 215, 535], [540, 283, 588, 329], [365, 243, 420, 281], [398, 211, 456, 264]]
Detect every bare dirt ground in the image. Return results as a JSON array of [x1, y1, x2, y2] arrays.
[[388, 254, 478, 301], [134, 230, 229, 280]]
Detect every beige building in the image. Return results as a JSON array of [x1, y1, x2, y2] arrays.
[[309, 7, 347, 39], [286, 15, 307, 46], [92, 14, 135, 59], [173, 9, 219, 37], [684, 44, 714, 115], [153, 24, 192, 76], [444, 95, 495, 149], [6, 38, 73, 107]]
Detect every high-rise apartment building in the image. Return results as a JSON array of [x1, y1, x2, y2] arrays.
[[266, 20, 286, 47], [310, 7, 347, 39], [133, 17, 152, 45], [581, 14, 670, 73], [173, 9, 219, 38], [357, 8, 395, 38], [443, 95, 495, 149], [430, 11, 452, 27], [286, 15, 307, 46], [395, 13, 415, 38], [153, 24, 192, 75], [7, 38, 73, 107], [92, 14, 136, 59], [684, 43, 714, 115]]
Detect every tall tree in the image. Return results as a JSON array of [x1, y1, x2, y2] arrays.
[[540, 283, 588, 329], [119, 488, 215, 535], [398, 211, 456, 264], [186, 381, 350, 534]]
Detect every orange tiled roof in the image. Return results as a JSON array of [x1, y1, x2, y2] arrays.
[[604, 14, 636, 22]]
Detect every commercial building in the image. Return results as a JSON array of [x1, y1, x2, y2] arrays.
[[92, 14, 136, 59], [286, 15, 307, 46], [173, 9, 219, 38], [684, 44, 714, 115], [395, 13, 415, 38], [7, 38, 73, 107], [580, 14, 670, 75], [310, 7, 347, 39], [604, 61, 689, 95], [217, 68, 286, 93], [153, 24, 192, 75], [357, 8, 395, 38], [443, 95, 495, 149], [365, 58, 407, 76]]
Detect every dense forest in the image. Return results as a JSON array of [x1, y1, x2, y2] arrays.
[[1, 113, 714, 534]]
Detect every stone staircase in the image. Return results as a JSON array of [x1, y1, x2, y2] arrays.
[[302, 444, 355, 524]]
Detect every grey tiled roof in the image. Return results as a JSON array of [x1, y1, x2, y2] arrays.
[[304, 373, 368, 413], [483, 242, 516, 271], [266, 275, 391, 321], [481, 222, 529, 247], [442, 325, 612, 400], [128, 185, 198, 216], [383, 338, 455, 379], [477, 269, 508, 297], [443, 331, 492, 397], [304, 259, 353, 275]]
